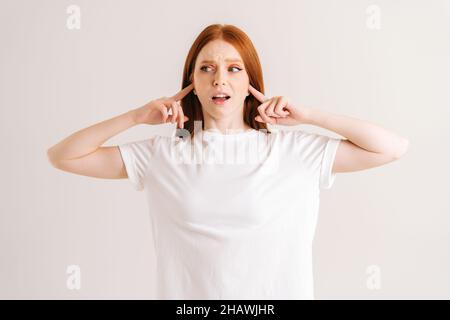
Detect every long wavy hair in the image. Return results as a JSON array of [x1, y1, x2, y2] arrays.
[[179, 24, 271, 139]]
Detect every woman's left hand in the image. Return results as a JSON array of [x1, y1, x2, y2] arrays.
[[248, 85, 310, 126]]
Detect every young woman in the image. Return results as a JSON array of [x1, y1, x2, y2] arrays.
[[47, 24, 409, 299]]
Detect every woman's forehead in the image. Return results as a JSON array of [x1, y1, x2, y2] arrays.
[[197, 40, 242, 63]]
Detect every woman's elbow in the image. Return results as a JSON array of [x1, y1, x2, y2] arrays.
[[47, 147, 61, 168], [392, 138, 409, 160]]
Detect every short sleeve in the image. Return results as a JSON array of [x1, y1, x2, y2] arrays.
[[319, 137, 341, 189], [292, 130, 342, 190], [118, 138, 156, 191]]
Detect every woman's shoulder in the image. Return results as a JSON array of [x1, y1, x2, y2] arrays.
[[270, 128, 330, 140]]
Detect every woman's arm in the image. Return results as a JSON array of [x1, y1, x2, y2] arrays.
[[46, 84, 193, 179], [46, 110, 137, 179], [47, 110, 137, 162], [304, 108, 410, 173], [247, 85, 409, 173]]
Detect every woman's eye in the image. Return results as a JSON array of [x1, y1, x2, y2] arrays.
[[200, 66, 211, 72], [200, 66, 242, 72]]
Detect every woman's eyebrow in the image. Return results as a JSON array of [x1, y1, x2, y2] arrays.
[[200, 59, 243, 64]]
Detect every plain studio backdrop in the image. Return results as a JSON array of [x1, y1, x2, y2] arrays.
[[1, 0, 449, 299]]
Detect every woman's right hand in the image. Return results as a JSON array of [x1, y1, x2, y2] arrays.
[[132, 83, 194, 129]]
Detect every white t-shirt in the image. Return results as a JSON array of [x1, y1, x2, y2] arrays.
[[118, 128, 341, 299]]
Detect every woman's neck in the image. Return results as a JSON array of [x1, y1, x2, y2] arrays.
[[203, 121, 253, 134]]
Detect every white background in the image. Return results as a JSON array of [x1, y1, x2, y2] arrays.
[[1, 0, 449, 299]]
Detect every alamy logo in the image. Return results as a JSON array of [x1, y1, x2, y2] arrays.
[[66, 5, 81, 30], [66, 264, 81, 290]]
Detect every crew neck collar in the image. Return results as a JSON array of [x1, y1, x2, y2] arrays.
[[201, 128, 259, 138]]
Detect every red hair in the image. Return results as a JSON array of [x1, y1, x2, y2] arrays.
[[179, 24, 271, 138]]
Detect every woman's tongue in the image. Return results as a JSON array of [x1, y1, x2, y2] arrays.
[[212, 96, 231, 103]]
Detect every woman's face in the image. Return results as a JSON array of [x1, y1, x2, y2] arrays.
[[192, 39, 249, 123]]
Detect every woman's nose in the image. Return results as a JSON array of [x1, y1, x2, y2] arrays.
[[213, 79, 226, 86], [213, 69, 226, 86]]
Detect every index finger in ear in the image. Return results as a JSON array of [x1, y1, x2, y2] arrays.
[[170, 83, 195, 102], [248, 84, 267, 103]]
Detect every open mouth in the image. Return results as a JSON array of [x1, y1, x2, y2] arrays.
[[211, 95, 231, 101], [211, 95, 231, 104]]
